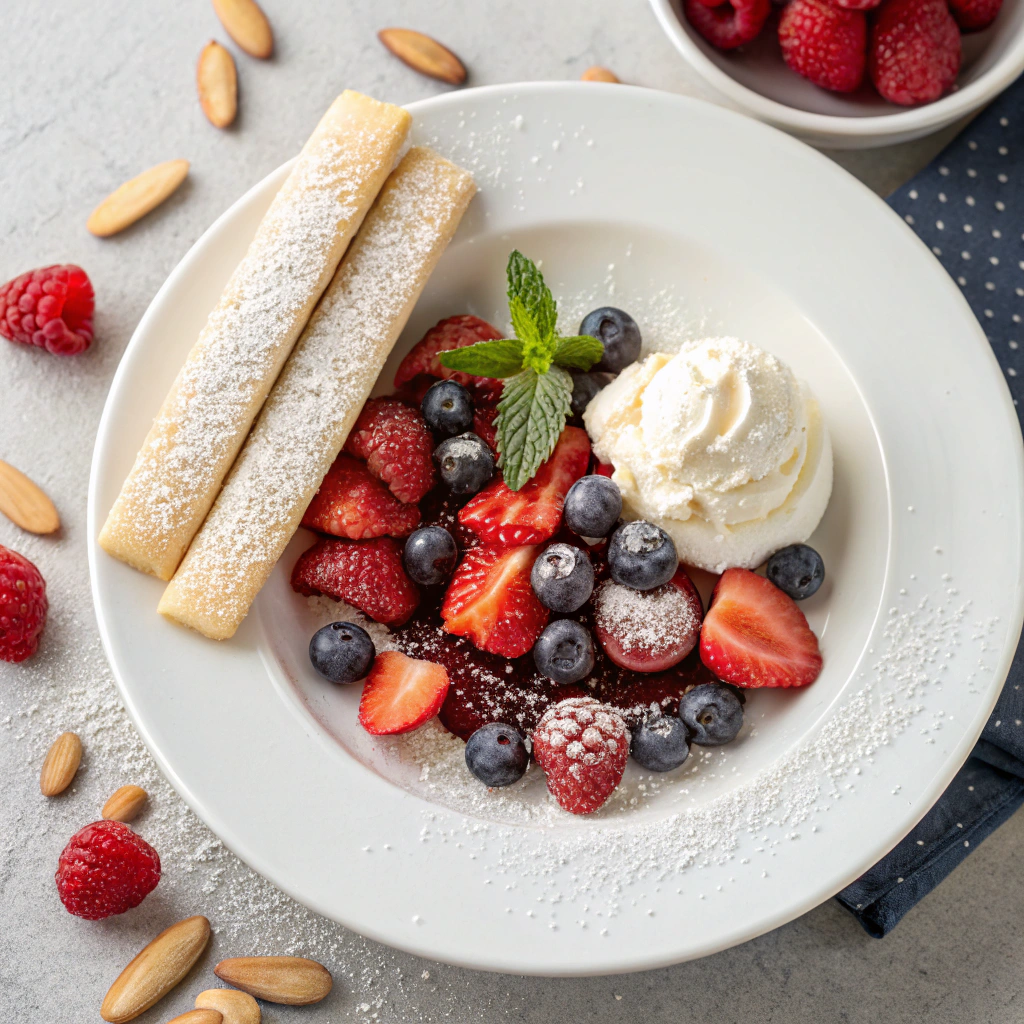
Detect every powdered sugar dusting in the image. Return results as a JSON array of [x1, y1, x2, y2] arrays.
[[593, 579, 699, 654]]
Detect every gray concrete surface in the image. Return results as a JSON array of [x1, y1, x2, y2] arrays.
[[1, 2, 1019, 1021]]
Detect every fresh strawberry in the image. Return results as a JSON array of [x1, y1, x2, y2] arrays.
[[459, 426, 591, 546], [291, 537, 419, 625], [344, 398, 435, 504], [700, 568, 822, 688], [395, 315, 506, 403], [593, 568, 703, 672], [441, 544, 548, 657], [358, 651, 450, 735], [947, 0, 1001, 31], [593, 460, 614, 478], [683, 0, 772, 49], [472, 403, 499, 451], [779, 0, 867, 93], [869, 0, 960, 106], [532, 697, 629, 815], [302, 454, 421, 540]]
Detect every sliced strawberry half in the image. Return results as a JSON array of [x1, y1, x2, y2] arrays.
[[459, 426, 591, 547], [302, 454, 421, 540], [593, 460, 615, 478], [441, 544, 549, 658], [700, 568, 822, 688], [358, 651, 450, 735]]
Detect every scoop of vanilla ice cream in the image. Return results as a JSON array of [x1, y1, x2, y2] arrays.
[[583, 337, 832, 573]]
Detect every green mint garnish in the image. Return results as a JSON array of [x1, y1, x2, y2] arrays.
[[438, 250, 604, 491]]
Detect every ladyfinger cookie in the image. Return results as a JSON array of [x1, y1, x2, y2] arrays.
[[99, 91, 411, 580], [159, 148, 476, 639]]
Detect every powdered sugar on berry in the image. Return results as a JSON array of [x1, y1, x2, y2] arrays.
[[593, 579, 699, 654]]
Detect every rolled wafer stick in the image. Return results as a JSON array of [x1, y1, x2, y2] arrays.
[[99, 91, 412, 580], [159, 147, 476, 639]]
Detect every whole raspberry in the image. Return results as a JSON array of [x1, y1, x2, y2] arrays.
[[0, 545, 48, 663], [533, 697, 630, 815], [947, 0, 1001, 31], [869, 0, 960, 106], [0, 265, 95, 355], [683, 0, 772, 50], [55, 820, 161, 920], [779, 0, 867, 93]]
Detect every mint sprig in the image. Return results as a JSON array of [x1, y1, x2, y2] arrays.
[[439, 251, 603, 491]]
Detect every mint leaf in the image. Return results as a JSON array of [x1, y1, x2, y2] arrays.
[[552, 334, 604, 371], [438, 338, 525, 378], [510, 295, 554, 375], [495, 365, 572, 491], [507, 250, 557, 342]]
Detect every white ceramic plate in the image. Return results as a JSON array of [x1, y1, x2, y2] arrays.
[[88, 84, 1024, 975]]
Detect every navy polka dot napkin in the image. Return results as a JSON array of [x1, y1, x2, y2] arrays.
[[835, 80, 1024, 937]]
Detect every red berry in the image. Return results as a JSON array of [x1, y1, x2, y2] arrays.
[[395, 315, 506, 403], [830, 0, 882, 9], [533, 697, 629, 815], [0, 545, 47, 663], [593, 460, 615, 478], [358, 651, 450, 735], [459, 426, 591, 547], [302, 454, 421, 540], [0, 265, 94, 356], [947, 0, 1001, 31], [344, 398, 436, 505], [779, 0, 867, 92], [683, 0, 772, 49], [869, 0, 960, 106], [700, 567, 822, 688], [441, 544, 549, 658], [291, 536, 420, 625], [472, 403, 499, 452], [55, 820, 160, 920], [593, 567, 703, 672]]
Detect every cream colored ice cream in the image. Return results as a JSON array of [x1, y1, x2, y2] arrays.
[[583, 337, 832, 573]]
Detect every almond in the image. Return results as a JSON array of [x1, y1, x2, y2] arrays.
[[581, 65, 619, 83], [213, 956, 332, 1005], [212, 0, 273, 59], [166, 1012, 223, 1024], [39, 732, 82, 797], [0, 460, 60, 535], [197, 41, 238, 129], [102, 784, 148, 823], [195, 989, 261, 1024], [101, 916, 211, 1023], [87, 160, 190, 238], [378, 29, 467, 85]]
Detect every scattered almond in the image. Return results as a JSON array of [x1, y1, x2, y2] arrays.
[[195, 989, 260, 1024], [378, 28, 467, 85], [212, 0, 273, 59], [0, 459, 60, 534], [39, 732, 82, 797], [197, 41, 238, 129], [214, 956, 332, 1005], [166, 1012, 223, 1024], [581, 66, 619, 83], [87, 160, 190, 238], [101, 916, 211, 1023], [102, 784, 148, 823]]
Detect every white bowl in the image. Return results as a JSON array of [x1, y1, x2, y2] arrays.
[[651, 0, 1024, 148]]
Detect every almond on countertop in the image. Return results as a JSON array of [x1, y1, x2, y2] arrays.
[[581, 65, 620, 82], [197, 41, 238, 128], [166, 1012, 223, 1024], [212, 0, 273, 58], [195, 989, 260, 1024], [87, 160, 190, 238], [101, 916, 211, 1023], [378, 28, 466, 85], [102, 784, 148, 823], [213, 956, 332, 1005], [0, 459, 60, 535], [39, 732, 82, 797]]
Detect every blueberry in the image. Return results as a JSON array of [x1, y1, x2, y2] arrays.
[[563, 475, 622, 538], [433, 432, 495, 494], [308, 621, 375, 684], [766, 543, 825, 600], [678, 683, 744, 746], [533, 619, 595, 684], [465, 722, 530, 787], [569, 371, 613, 418], [404, 526, 458, 586], [422, 380, 474, 437], [608, 520, 677, 590], [630, 713, 690, 772], [530, 543, 594, 612], [580, 307, 642, 374]]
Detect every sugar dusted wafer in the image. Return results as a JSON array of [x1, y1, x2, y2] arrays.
[[99, 91, 412, 580], [159, 148, 476, 639]]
